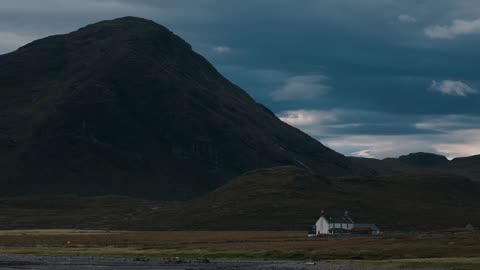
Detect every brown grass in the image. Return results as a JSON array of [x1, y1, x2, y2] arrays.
[[0, 230, 479, 269], [0, 229, 478, 262]]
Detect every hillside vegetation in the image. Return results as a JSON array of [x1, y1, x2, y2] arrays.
[[147, 166, 480, 231], [1, 166, 478, 231]]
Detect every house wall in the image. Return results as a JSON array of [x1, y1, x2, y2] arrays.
[[330, 223, 353, 230], [315, 217, 330, 234]]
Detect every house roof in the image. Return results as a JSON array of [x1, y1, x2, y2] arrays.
[[325, 215, 354, 224], [351, 227, 370, 231], [354, 224, 380, 231]]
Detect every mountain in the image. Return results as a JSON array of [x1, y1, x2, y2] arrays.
[[0, 17, 359, 200], [1, 166, 479, 231], [450, 155, 480, 180], [351, 152, 480, 181], [397, 152, 449, 167]]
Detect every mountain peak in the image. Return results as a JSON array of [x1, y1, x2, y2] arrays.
[[76, 16, 169, 34], [15, 16, 190, 58], [104, 16, 157, 24], [398, 152, 449, 167], [71, 16, 188, 47]]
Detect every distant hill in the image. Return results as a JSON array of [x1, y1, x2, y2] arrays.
[[398, 152, 449, 167], [351, 152, 480, 181], [146, 166, 479, 231], [1, 166, 478, 231], [0, 17, 360, 200]]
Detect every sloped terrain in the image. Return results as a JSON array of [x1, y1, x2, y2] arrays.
[[0, 17, 358, 200], [2, 166, 477, 231], [145, 166, 480, 231], [351, 152, 480, 181]]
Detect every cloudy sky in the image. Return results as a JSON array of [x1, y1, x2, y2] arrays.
[[1, 0, 479, 159]]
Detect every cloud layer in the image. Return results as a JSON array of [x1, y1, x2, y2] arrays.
[[0, 31, 38, 52], [213, 46, 231, 54], [398, 14, 416, 23], [425, 18, 480, 39], [430, 80, 477, 96], [277, 109, 480, 159], [271, 75, 330, 101], [1, 0, 479, 159]]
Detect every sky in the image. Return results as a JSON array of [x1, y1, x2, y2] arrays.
[[1, 0, 479, 159]]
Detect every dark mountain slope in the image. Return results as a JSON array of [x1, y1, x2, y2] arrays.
[[2, 166, 477, 231], [351, 152, 480, 181], [0, 17, 357, 199], [450, 155, 480, 180], [145, 166, 480, 231], [398, 152, 449, 167]]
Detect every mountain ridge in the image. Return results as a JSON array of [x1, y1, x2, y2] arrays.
[[350, 152, 480, 181]]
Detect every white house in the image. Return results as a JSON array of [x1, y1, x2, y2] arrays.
[[314, 211, 380, 235], [315, 211, 354, 235]]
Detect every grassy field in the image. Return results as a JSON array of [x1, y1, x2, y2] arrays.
[[0, 229, 479, 269]]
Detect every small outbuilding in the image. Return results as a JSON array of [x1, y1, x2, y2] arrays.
[[351, 224, 381, 235]]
